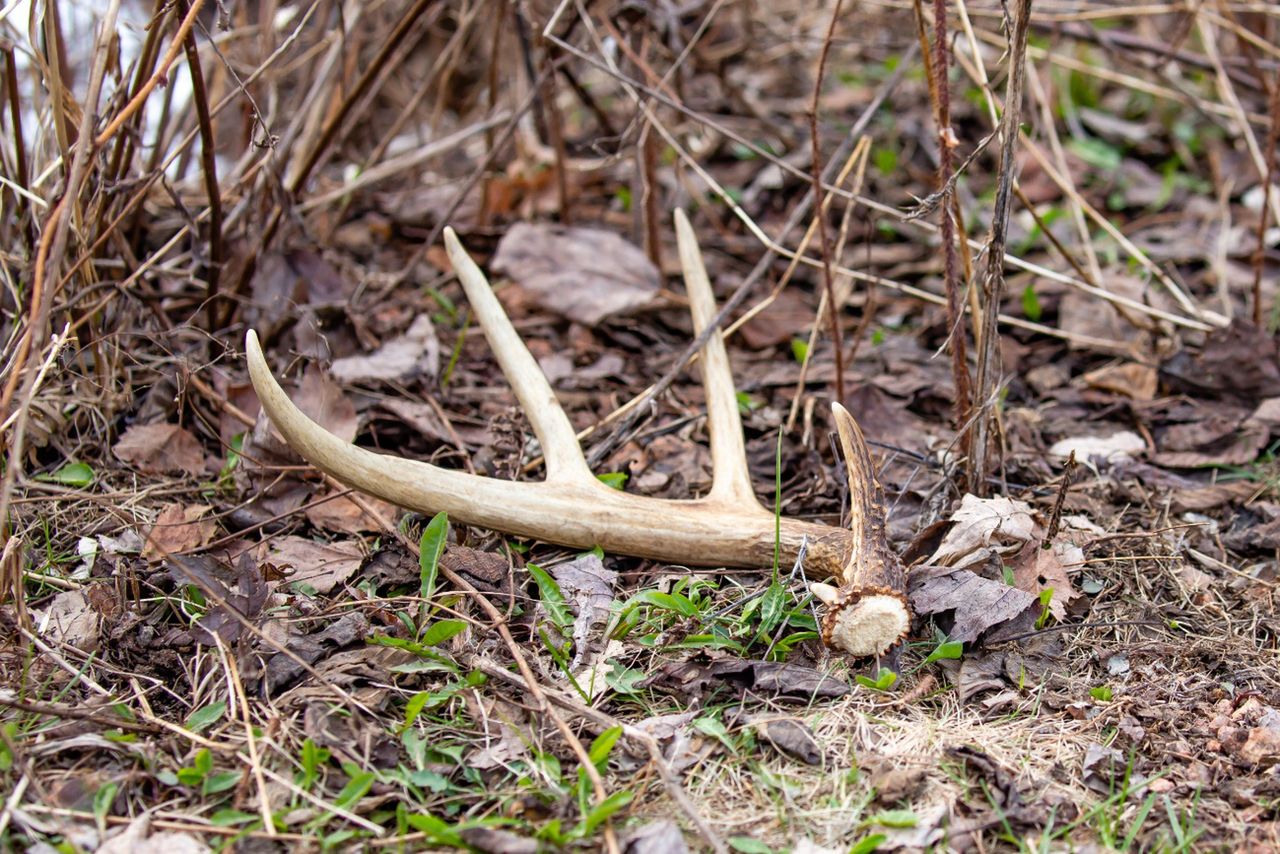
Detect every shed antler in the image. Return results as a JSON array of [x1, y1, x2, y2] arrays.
[[244, 211, 910, 657]]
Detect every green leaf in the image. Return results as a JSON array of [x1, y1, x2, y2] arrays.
[[527, 563, 573, 629], [849, 833, 887, 854], [790, 338, 810, 363], [185, 701, 227, 734], [728, 838, 774, 853], [582, 789, 633, 834], [873, 146, 899, 176], [605, 666, 646, 694], [620, 589, 699, 618], [203, 771, 241, 795], [93, 782, 117, 824], [923, 641, 964, 664], [419, 512, 449, 600], [1021, 284, 1042, 321], [1067, 137, 1122, 172], [37, 462, 95, 487], [208, 809, 259, 827], [1090, 684, 1113, 702], [855, 668, 898, 692], [333, 771, 375, 810], [589, 726, 623, 770], [871, 809, 918, 828], [596, 472, 628, 490], [759, 581, 786, 635], [418, 618, 467, 647]]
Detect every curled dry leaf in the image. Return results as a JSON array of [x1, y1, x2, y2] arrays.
[[928, 494, 1039, 568], [490, 222, 660, 325], [113, 422, 206, 476]]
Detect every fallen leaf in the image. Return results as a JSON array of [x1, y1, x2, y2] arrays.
[[293, 367, 359, 442], [491, 222, 660, 325], [331, 315, 439, 383], [264, 611, 371, 693], [305, 490, 399, 535], [551, 553, 617, 674], [928, 495, 1039, 568], [1161, 320, 1280, 403], [36, 590, 99, 651], [750, 715, 823, 766], [144, 503, 217, 560], [1011, 541, 1082, 621], [909, 568, 1039, 643], [97, 815, 211, 854], [459, 827, 539, 854], [623, 821, 690, 854], [267, 536, 364, 595], [1048, 431, 1145, 467], [113, 423, 206, 476], [1153, 417, 1268, 468], [1082, 361, 1157, 400]]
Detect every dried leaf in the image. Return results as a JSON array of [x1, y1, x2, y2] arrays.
[[113, 423, 206, 476], [305, 490, 399, 535], [491, 223, 660, 325], [293, 367, 358, 443], [1160, 319, 1280, 403], [331, 315, 439, 383], [928, 495, 1039, 568], [36, 590, 99, 651], [1011, 541, 1082, 621], [1048, 431, 1145, 467], [1081, 361, 1157, 400], [143, 503, 217, 560], [550, 554, 617, 671], [750, 715, 823, 765], [267, 536, 364, 595], [623, 821, 690, 854], [909, 568, 1038, 643], [97, 815, 211, 854]]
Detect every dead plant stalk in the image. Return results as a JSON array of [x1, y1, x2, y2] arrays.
[[970, 0, 1033, 492]]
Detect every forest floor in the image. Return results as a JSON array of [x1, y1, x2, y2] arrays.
[[2, 1, 1279, 851]]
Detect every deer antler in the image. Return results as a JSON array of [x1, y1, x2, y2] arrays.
[[244, 211, 910, 657]]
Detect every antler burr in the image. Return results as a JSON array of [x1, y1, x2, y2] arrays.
[[245, 210, 910, 656]]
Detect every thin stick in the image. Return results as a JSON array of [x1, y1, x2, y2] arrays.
[[808, 0, 847, 405], [928, 0, 975, 483], [970, 0, 1033, 493], [1253, 76, 1280, 326], [180, 3, 224, 331]]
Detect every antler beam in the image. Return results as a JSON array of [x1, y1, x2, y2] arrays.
[[244, 211, 910, 656]]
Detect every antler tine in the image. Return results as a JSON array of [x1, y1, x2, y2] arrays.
[[810, 403, 911, 657], [674, 209, 760, 508], [443, 227, 595, 486]]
